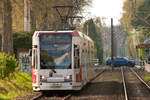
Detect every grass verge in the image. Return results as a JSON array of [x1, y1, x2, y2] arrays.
[[0, 72, 33, 100], [144, 76, 150, 81]]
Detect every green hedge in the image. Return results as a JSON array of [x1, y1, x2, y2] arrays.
[[13, 32, 33, 50], [0, 32, 33, 50], [0, 52, 18, 79]]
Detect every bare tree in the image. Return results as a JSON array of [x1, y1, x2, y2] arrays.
[[2, 0, 13, 55]]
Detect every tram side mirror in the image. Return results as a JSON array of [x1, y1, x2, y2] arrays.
[[33, 45, 38, 48], [74, 45, 77, 48], [74, 45, 79, 49], [28, 49, 32, 57]]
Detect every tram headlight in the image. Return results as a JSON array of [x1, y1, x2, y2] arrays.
[[65, 75, 72, 81], [40, 75, 47, 82]]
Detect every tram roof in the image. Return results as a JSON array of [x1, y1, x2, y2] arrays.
[[33, 30, 93, 43]]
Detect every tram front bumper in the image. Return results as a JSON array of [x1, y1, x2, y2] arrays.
[[33, 82, 82, 91]]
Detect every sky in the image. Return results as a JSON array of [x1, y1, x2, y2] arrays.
[[89, 0, 125, 26]]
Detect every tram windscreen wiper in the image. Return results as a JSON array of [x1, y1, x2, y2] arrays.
[[51, 69, 56, 73]]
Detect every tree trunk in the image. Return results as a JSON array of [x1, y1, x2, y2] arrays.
[[30, 10, 36, 31], [24, 0, 31, 32], [2, 0, 13, 55]]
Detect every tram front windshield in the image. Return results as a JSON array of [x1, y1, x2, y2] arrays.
[[39, 34, 72, 69]]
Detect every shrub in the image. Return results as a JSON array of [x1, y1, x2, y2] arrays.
[[0, 52, 18, 79]]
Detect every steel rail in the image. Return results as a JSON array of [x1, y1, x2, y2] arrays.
[[121, 67, 128, 100], [89, 69, 105, 82], [62, 94, 72, 100], [30, 92, 42, 100], [130, 68, 150, 90]]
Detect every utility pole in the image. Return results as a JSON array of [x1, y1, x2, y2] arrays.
[[87, 24, 89, 36], [111, 18, 114, 70]]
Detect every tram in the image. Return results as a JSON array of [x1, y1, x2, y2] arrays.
[[32, 30, 94, 91]]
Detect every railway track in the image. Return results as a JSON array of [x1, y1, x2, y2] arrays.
[[32, 69, 105, 100], [121, 67, 150, 100], [121, 67, 128, 100]]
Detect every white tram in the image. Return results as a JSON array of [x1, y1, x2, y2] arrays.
[[32, 30, 95, 91]]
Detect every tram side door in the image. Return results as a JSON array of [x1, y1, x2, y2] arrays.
[[74, 45, 81, 82], [32, 46, 39, 85]]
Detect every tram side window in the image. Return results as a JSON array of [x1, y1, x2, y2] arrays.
[[33, 49, 37, 69], [35, 50, 38, 69], [74, 45, 80, 68], [33, 49, 35, 68]]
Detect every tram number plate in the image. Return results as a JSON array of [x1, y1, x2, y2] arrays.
[[51, 83, 61, 87]]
